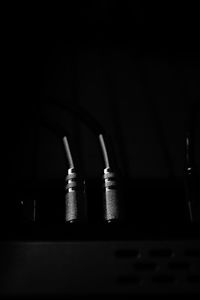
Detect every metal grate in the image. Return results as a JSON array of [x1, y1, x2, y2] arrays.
[[0, 240, 200, 296], [114, 243, 200, 292]]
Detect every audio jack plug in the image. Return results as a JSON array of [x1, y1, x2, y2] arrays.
[[63, 136, 87, 223], [184, 131, 200, 223], [99, 134, 120, 223]]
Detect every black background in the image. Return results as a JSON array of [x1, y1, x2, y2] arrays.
[[2, 3, 200, 229]]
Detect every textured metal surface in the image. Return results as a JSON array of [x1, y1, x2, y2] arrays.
[[103, 168, 120, 222], [0, 240, 200, 296], [65, 169, 87, 223], [104, 189, 119, 221]]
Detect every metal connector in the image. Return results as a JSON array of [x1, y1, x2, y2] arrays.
[[63, 135, 87, 223], [103, 167, 120, 223], [184, 133, 200, 223], [65, 168, 87, 223]]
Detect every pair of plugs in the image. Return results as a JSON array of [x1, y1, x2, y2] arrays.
[[20, 133, 120, 224], [64, 135, 120, 224]]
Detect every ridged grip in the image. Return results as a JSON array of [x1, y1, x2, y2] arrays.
[[103, 168, 120, 222], [65, 169, 87, 223]]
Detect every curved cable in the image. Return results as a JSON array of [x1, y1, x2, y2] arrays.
[[42, 98, 121, 222], [36, 113, 87, 223], [140, 62, 175, 178], [39, 114, 75, 169], [99, 134, 110, 169], [102, 53, 130, 177], [183, 92, 199, 223], [63, 136, 74, 169], [43, 97, 115, 170], [45, 97, 105, 135]]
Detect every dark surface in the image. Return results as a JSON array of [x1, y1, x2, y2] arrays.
[[1, 4, 200, 297], [3, 3, 200, 182], [1, 178, 200, 241], [1, 240, 200, 297]]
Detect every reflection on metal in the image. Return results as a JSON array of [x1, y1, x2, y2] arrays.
[[43, 98, 121, 224], [103, 167, 120, 223], [99, 135, 120, 223], [184, 132, 199, 223], [63, 136, 86, 223], [65, 168, 87, 223], [20, 198, 37, 223]]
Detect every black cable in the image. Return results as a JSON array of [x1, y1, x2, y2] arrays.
[[44, 96, 105, 135], [140, 61, 175, 178], [147, 93, 175, 178], [41, 114, 87, 223], [141, 67, 199, 223], [183, 88, 199, 223], [71, 42, 82, 170], [39, 114, 74, 165], [102, 52, 130, 178], [43, 97, 116, 170]]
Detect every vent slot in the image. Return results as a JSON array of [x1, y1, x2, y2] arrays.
[[149, 249, 174, 258], [185, 249, 200, 258], [115, 249, 140, 258], [187, 275, 200, 283], [152, 274, 175, 284], [168, 261, 190, 271], [114, 244, 200, 291], [117, 275, 141, 285], [133, 262, 158, 271]]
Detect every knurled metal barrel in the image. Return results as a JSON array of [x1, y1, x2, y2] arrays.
[[65, 169, 87, 223], [103, 168, 120, 222]]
